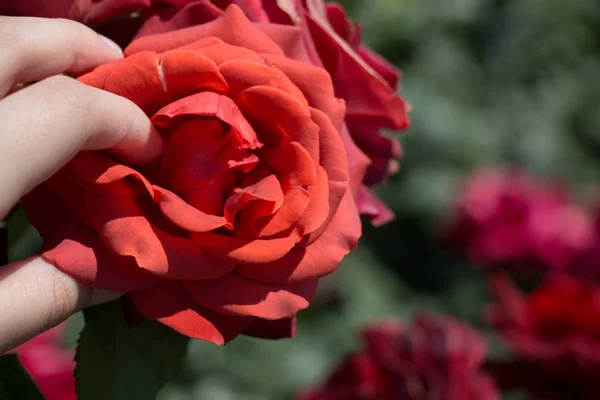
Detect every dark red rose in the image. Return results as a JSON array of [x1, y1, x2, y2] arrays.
[[23, 5, 362, 344], [298, 315, 499, 400], [0, 0, 153, 23], [446, 168, 593, 273], [14, 325, 76, 400], [487, 274, 600, 398]]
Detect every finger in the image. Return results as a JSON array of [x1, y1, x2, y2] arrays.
[[0, 75, 164, 219], [0, 256, 121, 354], [0, 16, 123, 97]]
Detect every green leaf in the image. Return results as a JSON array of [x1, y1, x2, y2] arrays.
[[0, 355, 46, 400], [75, 301, 189, 400]]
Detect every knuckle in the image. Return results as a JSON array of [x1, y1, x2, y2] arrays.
[[34, 265, 79, 327], [48, 271, 76, 320]]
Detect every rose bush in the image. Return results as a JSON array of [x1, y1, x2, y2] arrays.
[[298, 315, 499, 400], [0, 0, 409, 226], [23, 4, 363, 344]]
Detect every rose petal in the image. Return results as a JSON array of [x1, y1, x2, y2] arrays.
[[79, 52, 169, 115], [71, 152, 151, 196], [292, 165, 330, 236], [125, 5, 283, 57], [131, 281, 252, 345], [184, 273, 318, 319], [152, 92, 261, 150], [263, 141, 316, 187], [310, 107, 348, 183], [84, 193, 236, 280], [236, 189, 360, 283], [224, 174, 284, 227], [182, 40, 264, 65], [152, 186, 227, 232], [234, 86, 319, 160], [22, 184, 160, 292], [159, 49, 229, 100], [191, 231, 299, 263], [261, 54, 346, 132], [304, 10, 409, 131], [357, 186, 395, 227], [81, 0, 151, 24], [255, 23, 313, 64], [242, 186, 311, 239], [45, 167, 95, 227], [72, 152, 227, 232], [218, 58, 308, 108], [158, 118, 258, 194], [357, 46, 400, 89], [134, 1, 224, 38], [339, 124, 370, 197]]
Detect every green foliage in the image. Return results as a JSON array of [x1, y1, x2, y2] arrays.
[[0, 355, 45, 400], [75, 301, 189, 400]]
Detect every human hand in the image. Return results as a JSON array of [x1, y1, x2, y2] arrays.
[[0, 16, 164, 353]]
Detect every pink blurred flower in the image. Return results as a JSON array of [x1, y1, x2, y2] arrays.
[[298, 314, 499, 400], [15, 325, 76, 400], [447, 168, 593, 273]]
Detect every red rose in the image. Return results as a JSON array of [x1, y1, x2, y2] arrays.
[[132, 0, 410, 225], [447, 168, 592, 273], [15, 325, 76, 400], [23, 5, 361, 344], [4, 0, 408, 225], [298, 315, 499, 400], [487, 274, 600, 397], [2, 0, 407, 225]]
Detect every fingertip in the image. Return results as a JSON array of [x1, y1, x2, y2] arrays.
[[97, 34, 124, 59], [109, 122, 165, 165]]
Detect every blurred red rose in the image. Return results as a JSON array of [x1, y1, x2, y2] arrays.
[[23, 5, 361, 345], [446, 168, 593, 273], [15, 325, 76, 400], [570, 202, 600, 282], [487, 274, 600, 398], [298, 315, 499, 400]]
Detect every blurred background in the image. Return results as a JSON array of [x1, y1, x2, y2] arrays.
[[6, 0, 600, 398]]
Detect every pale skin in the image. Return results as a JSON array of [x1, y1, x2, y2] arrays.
[[0, 16, 165, 353]]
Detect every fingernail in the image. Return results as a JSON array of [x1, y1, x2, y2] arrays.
[[98, 34, 123, 57]]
